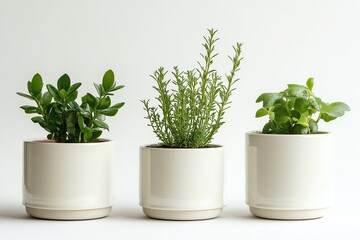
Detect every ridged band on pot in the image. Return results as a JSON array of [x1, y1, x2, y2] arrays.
[[23, 139, 115, 220], [139, 145, 225, 220], [245, 131, 333, 220]]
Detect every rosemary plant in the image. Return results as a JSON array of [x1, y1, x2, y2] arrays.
[[142, 29, 243, 148]]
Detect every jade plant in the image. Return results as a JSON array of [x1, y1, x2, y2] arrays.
[[256, 78, 350, 134], [142, 29, 243, 148], [17, 70, 124, 143]]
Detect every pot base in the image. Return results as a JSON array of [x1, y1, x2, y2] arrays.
[[142, 207, 222, 221], [249, 207, 328, 220], [25, 206, 112, 220]]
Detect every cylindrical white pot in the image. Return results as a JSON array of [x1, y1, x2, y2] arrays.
[[246, 131, 333, 220], [140, 145, 225, 220], [23, 140, 115, 220]]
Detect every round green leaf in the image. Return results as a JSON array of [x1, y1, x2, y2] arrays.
[[83, 127, 93, 142], [57, 74, 71, 91], [31, 73, 43, 96], [322, 102, 351, 118], [256, 93, 283, 108], [40, 92, 53, 106], [255, 108, 268, 118], [102, 69, 115, 92], [291, 124, 309, 134], [306, 78, 314, 91]]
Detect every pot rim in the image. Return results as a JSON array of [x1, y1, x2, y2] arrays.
[[140, 143, 224, 150], [24, 138, 113, 145], [246, 130, 332, 138]]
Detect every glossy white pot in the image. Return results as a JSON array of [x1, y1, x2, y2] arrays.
[[245, 131, 333, 220], [140, 145, 225, 220], [23, 140, 115, 220]]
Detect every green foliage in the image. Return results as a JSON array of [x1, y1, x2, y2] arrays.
[[256, 78, 350, 134], [17, 70, 125, 143], [142, 29, 243, 148]]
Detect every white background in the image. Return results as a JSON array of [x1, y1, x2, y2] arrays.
[[0, 0, 359, 239]]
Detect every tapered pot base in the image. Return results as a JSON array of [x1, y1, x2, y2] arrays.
[[143, 208, 222, 221], [25, 206, 112, 220], [249, 207, 328, 220]]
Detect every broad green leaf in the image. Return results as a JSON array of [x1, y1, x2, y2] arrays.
[[103, 69, 115, 91], [77, 113, 85, 130], [46, 84, 61, 101], [68, 82, 81, 94], [17, 92, 34, 100], [309, 119, 318, 133], [94, 83, 102, 96], [286, 97, 296, 109], [290, 110, 300, 119], [309, 98, 320, 111], [66, 91, 78, 103], [286, 84, 309, 97], [306, 78, 314, 91], [86, 93, 98, 109], [294, 97, 308, 113], [297, 114, 309, 127], [322, 102, 351, 117], [81, 95, 88, 104], [31, 73, 43, 96], [276, 116, 289, 123], [93, 119, 109, 130], [80, 110, 91, 119], [291, 124, 309, 134], [59, 89, 67, 99], [256, 93, 283, 108], [111, 102, 125, 109], [110, 85, 124, 92], [99, 96, 111, 109], [262, 122, 272, 133], [91, 130, 102, 141], [274, 110, 289, 124], [96, 115, 105, 121], [98, 108, 118, 116], [20, 105, 39, 114], [57, 74, 71, 91], [320, 113, 337, 122], [269, 111, 275, 120], [27, 81, 32, 94], [40, 92, 52, 106], [91, 131, 102, 142], [83, 127, 92, 142], [31, 116, 45, 124], [255, 108, 268, 118], [66, 112, 76, 135]]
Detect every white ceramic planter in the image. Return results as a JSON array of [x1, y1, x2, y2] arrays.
[[23, 139, 115, 220], [140, 145, 225, 220], [245, 131, 333, 220]]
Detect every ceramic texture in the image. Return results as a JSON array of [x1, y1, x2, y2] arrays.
[[23, 140, 115, 220], [245, 132, 333, 220], [140, 145, 225, 220]]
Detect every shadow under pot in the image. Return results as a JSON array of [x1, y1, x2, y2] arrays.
[[139, 145, 225, 220], [23, 139, 115, 220], [245, 131, 333, 220]]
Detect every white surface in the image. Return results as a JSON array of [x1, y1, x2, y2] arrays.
[[0, 0, 359, 239]]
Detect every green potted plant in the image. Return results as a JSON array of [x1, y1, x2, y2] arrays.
[[139, 29, 243, 220], [17, 70, 124, 220], [246, 78, 350, 220]]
